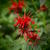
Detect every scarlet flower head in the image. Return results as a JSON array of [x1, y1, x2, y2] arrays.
[[27, 32, 38, 40], [40, 5, 47, 11], [9, 0, 25, 13], [14, 13, 31, 34], [14, 12, 40, 44]]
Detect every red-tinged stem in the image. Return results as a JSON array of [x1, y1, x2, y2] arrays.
[[24, 33, 28, 42], [11, 0, 14, 3]]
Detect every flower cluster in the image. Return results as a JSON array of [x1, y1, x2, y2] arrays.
[[8, 0, 47, 45], [14, 13, 31, 34], [40, 5, 47, 11], [9, 0, 25, 14], [14, 13, 40, 45]]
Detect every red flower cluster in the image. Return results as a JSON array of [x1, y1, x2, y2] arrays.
[[8, 0, 43, 46], [40, 5, 47, 11], [14, 13, 31, 34], [9, 0, 24, 13], [27, 32, 38, 40], [14, 13, 40, 43], [24, 32, 40, 45]]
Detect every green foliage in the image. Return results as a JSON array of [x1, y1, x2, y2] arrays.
[[0, 0, 50, 50]]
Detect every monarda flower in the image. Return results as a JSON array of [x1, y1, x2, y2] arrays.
[[27, 32, 38, 40], [24, 32, 40, 45], [14, 13, 31, 34], [40, 5, 47, 11], [14, 13, 40, 44], [9, 0, 25, 13]]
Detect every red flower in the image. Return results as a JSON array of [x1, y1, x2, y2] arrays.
[[27, 32, 38, 40], [17, 0, 25, 13], [9, 2, 17, 14], [14, 13, 40, 43], [14, 13, 31, 34], [40, 5, 47, 11], [31, 21, 35, 24], [38, 29, 40, 32], [9, 0, 24, 13]]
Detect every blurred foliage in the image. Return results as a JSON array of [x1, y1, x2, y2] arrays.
[[0, 0, 50, 50]]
